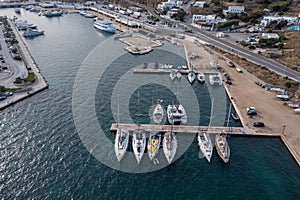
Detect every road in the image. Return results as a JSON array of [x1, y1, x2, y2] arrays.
[[143, 4, 300, 83]]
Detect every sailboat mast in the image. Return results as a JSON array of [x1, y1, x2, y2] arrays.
[[226, 103, 232, 133]]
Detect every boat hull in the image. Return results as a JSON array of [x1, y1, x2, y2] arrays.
[[114, 128, 129, 161], [132, 130, 146, 164], [94, 22, 115, 34], [198, 132, 213, 162], [163, 132, 177, 164], [215, 134, 230, 163], [147, 133, 161, 160]]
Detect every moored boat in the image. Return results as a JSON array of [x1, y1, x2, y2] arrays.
[[94, 19, 115, 33], [176, 71, 182, 79], [153, 103, 164, 124], [132, 129, 146, 164], [209, 74, 222, 86], [23, 28, 44, 37], [44, 11, 62, 17], [215, 133, 230, 163], [197, 73, 205, 83], [167, 104, 187, 124], [114, 127, 129, 161], [187, 70, 196, 84], [163, 130, 177, 164], [231, 112, 240, 121], [198, 131, 213, 162], [170, 69, 176, 80], [147, 132, 161, 161]]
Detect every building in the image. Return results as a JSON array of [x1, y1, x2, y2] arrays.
[[193, 1, 207, 8], [260, 16, 298, 27], [157, 0, 177, 10], [261, 33, 280, 39], [84, 1, 96, 6], [192, 14, 221, 30], [223, 6, 245, 16]]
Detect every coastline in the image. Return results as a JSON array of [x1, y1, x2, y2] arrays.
[[0, 19, 48, 111]]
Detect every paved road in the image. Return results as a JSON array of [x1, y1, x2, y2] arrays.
[[143, 5, 300, 82]]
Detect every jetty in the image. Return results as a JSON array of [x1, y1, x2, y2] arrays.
[[110, 123, 281, 137]]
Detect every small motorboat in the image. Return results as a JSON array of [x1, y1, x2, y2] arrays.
[[197, 73, 205, 83]]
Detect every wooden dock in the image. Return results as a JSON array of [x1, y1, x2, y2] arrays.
[[132, 68, 218, 74]]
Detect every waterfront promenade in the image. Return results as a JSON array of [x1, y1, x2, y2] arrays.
[[0, 19, 48, 110]]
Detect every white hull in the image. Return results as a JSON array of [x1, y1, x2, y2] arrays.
[[209, 74, 222, 86], [197, 73, 205, 83], [153, 103, 164, 124], [170, 70, 176, 80], [187, 71, 196, 84], [132, 130, 146, 164], [215, 134, 230, 163], [167, 104, 187, 124], [163, 132, 177, 164], [114, 128, 129, 161], [147, 132, 161, 160], [176, 72, 182, 79], [198, 132, 213, 162], [94, 21, 115, 33]]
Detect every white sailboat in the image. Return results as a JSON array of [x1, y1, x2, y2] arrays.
[[163, 125, 177, 164], [198, 98, 214, 162], [187, 69, 196, 84], [114, 99, 129, 162], [147, 132, 161, 161], [176, 71, 182, 79], [215, 104, 231, 163], [132, 129, 146, 164], [153, 103, 164, 124]]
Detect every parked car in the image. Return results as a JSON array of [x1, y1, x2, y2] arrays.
[[247, 107, 257, 115], [227, 61, 235, 67], [253, 122, 265, 127]]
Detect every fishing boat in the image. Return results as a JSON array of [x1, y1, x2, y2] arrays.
[[209, 74, 222, 86], [187, 70, 196, 84], [198, 132, 213, 162], [132, 129, 146, 164], [170, 69, 176, 80], [114, 127, 129, 161], [163, 128, 177, 164], [153, 103, 164, 124], [197, 73, 205, 83], [167, 104, 187, 124], [94, 19, 115, 33], [147, 132, 161, 160]]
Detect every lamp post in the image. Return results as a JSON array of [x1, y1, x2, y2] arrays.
[[281, 125, 286, 135]]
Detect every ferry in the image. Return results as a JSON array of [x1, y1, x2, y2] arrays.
[[94, 19, 115, 34]]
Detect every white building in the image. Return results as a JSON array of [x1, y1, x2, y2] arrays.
[[192, 14, 217, 24], [223, 6, 245, 15], [262, 33, 280, 39], [157, 0, 177, 10], [193, 1, 207, 8], [260, 16, 298, 27]]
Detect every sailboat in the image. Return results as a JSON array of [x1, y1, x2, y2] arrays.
[[187, 69, 196, 84], [170, 69, 177, 80], [215, 104, 231, 163], [153, 103, 164, 124], [132, 91, 146, 164], [198, 98, 214, 163], [132, 129, 146, 164], [114, 99, 129, 162], [147, 131, 161, 160], [163, 124, 177, 164]]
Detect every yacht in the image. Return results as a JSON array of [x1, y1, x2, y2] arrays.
[[94, 19, 115, 33], [44, 11, 62, 17], [197, 73, 205, 83], [198, 131, 213, 162], [215, 133, 230, 163], [167, 104, 187, 124], [209, 74, 222, 86], [170, 69, 176, 80], [163, 130, 177, 164], [84, 13, 96, 18], [153, 103, 164, 124], [147, 132, 161, 161], [15, 20, 36, 30], [114, 127, 129, 161], [23, 29, 44, 37], [132, 129, 146, 164], [187, 70, 196, 84]]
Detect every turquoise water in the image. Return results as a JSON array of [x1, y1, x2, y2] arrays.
[[0, 9, 299, 199]]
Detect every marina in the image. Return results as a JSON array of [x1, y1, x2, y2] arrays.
[[0, 6, 299, 199]]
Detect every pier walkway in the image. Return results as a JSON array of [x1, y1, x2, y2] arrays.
[[110, 123, 281, 137]]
